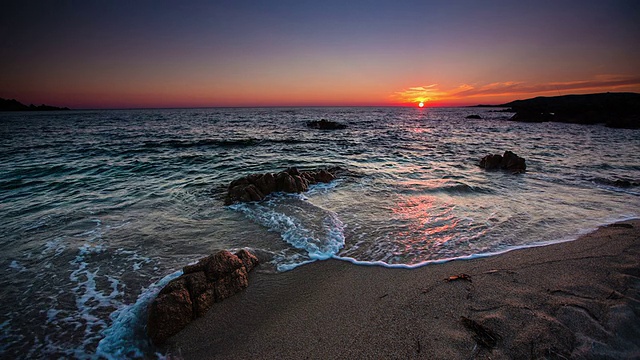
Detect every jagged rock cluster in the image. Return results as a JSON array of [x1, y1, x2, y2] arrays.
[[224, 167, 336, 205], [147, 249, 259, 345], [479, 151, 526, 173]]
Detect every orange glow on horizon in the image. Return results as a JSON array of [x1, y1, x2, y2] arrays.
[[392, 75, 640, 107]]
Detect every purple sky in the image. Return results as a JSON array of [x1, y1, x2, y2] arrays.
[[1, 0, 639, 108]]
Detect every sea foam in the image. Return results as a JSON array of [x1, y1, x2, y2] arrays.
[[230, 194, 345, 270], [96, 270, 182, 359]]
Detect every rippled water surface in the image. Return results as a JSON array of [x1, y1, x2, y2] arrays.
[[1, 107, 638, 357]]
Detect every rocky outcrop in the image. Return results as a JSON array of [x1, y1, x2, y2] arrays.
[[147, 249, 259, 345], [501, 92, 640, 128], [224, 167, 337, 205], [479, 151, 526, 173], [0, 97, 70, 111], [306, 119, 347, 130]]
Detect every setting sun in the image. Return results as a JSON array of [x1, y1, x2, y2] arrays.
[[418, 102, 424, 107]]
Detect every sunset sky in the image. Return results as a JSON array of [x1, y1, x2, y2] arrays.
[[1, 1, 639, 109]]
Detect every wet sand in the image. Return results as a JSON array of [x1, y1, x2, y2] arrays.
[[166, 220, 640, 359]]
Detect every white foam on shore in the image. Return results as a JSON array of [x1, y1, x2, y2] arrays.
[[332, 215, 639, 270], [96, 270, 182, 359], [230, 196, 345, 268]]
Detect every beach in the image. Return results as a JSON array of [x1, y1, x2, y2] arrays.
[[166, 219, 640, 359], [1, 108, 638, 357]]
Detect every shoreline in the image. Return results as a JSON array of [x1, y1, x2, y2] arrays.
[[165, 220, 640, 359]]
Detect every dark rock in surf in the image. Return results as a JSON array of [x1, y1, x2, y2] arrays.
[[465, 114, 482, 119], [147, 249, 259, 345], [593, 178, 639, 188], [306, 119, 347, 130], [509, 111, 554, 123], [479, 154, 503, 170], [479, 151, 526, 173], [501, 151, 526, 172], [224, 167, 337, 205]]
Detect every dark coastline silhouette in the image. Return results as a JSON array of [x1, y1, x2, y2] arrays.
[[500, 92, 640, 129], [0, 98, 70, 111]]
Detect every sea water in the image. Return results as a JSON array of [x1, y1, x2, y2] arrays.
[[0, 107, 638, 358]]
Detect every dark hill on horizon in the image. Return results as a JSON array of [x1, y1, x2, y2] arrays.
[[0, 98, 70, 111], [498, 92, 640, 129]]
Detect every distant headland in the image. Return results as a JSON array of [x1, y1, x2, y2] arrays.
[[0, 98, 70, 111], [477, 92, 640, 129]]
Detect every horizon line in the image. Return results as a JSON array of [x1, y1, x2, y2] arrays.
[[42, 104, 507, 111]]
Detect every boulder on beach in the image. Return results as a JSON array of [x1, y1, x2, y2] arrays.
[[306, 119, 347, 130], [224, 167, 338, 205], [147, 249, 259, 345], [479, 151, 526, 173]]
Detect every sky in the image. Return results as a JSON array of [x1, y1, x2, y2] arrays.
[[1, 0, 639, 108]]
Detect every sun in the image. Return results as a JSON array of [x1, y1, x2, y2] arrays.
[[418, 102, 424, 108]]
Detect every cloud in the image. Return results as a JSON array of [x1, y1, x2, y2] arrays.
[[391, 84, 448, 103], [392, 75, 640, 104]]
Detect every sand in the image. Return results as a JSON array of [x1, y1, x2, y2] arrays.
[[165, 220, 640, 359]]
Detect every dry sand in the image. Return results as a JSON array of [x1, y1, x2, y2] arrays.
[[166, 220, 640, 359]]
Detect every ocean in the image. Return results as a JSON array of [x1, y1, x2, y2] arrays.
[[1, 107, 638, 358]]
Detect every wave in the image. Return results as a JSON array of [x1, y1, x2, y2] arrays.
[[437, 183, 494, 194], [96, 270, 182, 359], [142, 138, 307, 149], [398, 181, 494, 195], [229, 195, 345, 271], [591, 177, 639, 188]]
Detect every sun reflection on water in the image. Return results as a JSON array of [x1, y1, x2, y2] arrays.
[[391, 195, 461, 253]]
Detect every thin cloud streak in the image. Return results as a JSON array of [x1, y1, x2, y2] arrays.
[[393, 75, 640, 105]]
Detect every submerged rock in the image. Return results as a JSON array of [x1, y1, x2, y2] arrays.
[[465, 114, 482, 119], [224, 167, 337, 205], [479, 151, 526, 173], [147, 249, 259, 345], [306, 119, 347, 130]]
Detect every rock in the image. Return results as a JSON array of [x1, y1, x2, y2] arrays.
[[214, 267, 249, 301], [147, 249, 259, 345], [276, 172, 299, 193], [244, 184, 265, 202], [502, 92, 640, 128], [306, 119, 347, 130], [236, 249, 260, 273], [224, 167, 339, 205], [593, 178, 639, 188], [479, 151, 526, 173], [501, 151, 526, 172], [478, 154, 503, 170], [465, 114, 482, 119], [314, 169, 335, 183], [147, 278, 193, 345], [184, 272, 214, 318], [0, 97, 71, 111], [254, 172, 276, 194], [189, 250, 245, 281], [285, 167, 300, 176], [509, 111, 554, 123]]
